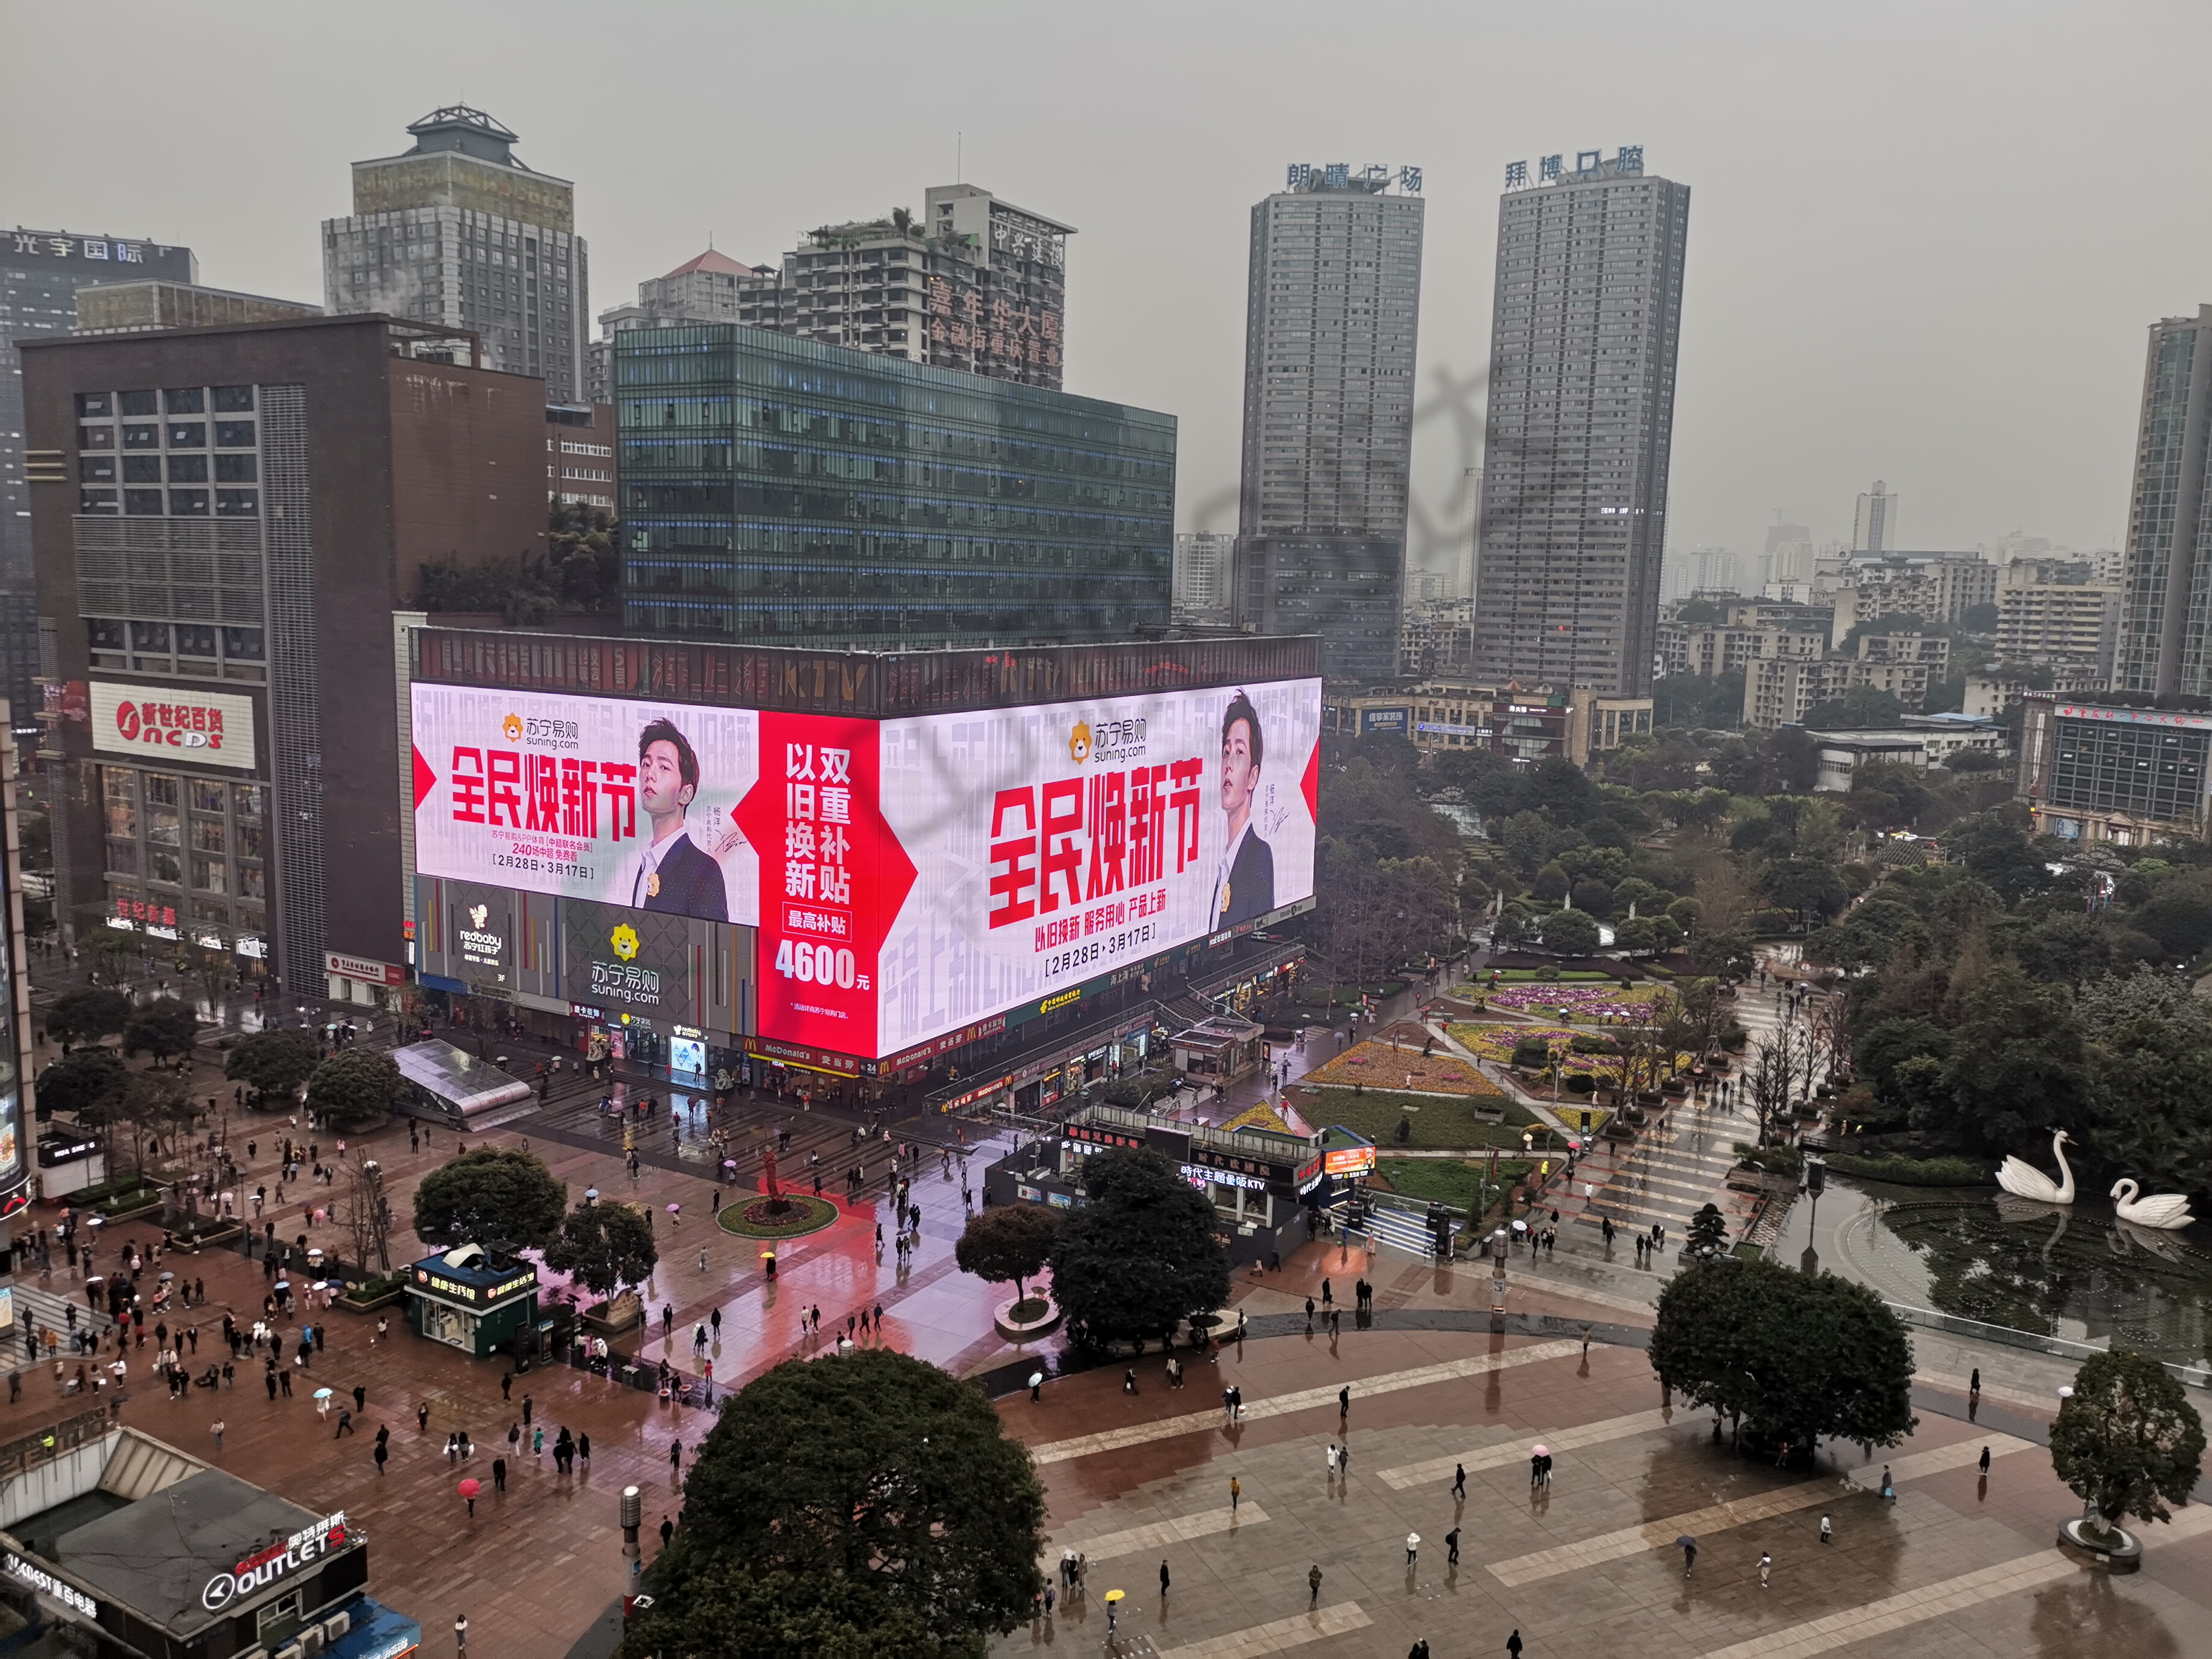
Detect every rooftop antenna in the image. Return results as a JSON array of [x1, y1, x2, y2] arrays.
[[957, 132, 963, 184]]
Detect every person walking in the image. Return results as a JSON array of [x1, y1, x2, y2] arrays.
[[374, 1439, 388, 1475], [1338, 1386, 1350, 1426], [454, 1614, 467, 1654], [1308, 1563, 1323, 1608], [1880, 1465, 1895, 1503], [492, 1456, 507, 1492], [1507, 1632, 1524, 1658], [1682, 1537, 1698, 1576], [1758, 1550, 1771, 1589], [1159, 1559, 1170, 1599], [1452, 1462, 1466, 1500], [1405, 1531, 1419, 1567], [1445, 1526, 1461, 1566], [1230, 1475, 1241, 1513], [1819, 1513, 1832, 1544], [211, 1419, 224, 1451], [1977, 1445, 1991, 1475]]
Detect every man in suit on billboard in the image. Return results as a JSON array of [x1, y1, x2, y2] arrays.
[[1212, 691, 1274, 928], [628, 717, 729, 921]]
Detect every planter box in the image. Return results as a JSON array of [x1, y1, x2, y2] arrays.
[[163, 1224, 243, 1254], [992, 1295, 1062, 1342], [581, 1292, 642, 1336], [95, 1195, 163, 1224], [337, 1287, 405, 1315]]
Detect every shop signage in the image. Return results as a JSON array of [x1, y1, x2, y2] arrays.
[[411, 1266, 535, 1307], [879, 1013, 1008, 1075], [1017, 1183, 1044, 1202], [90, 682, 257, 771], [325, 951, 404, 987], [1066, 1123, 1144, 1153], [1322, 1145, 1376, 1178], [937, 1075, 1011, 1113], [456, 904, 506, 971], [1182, 1162, 1267, 1192], [1187, 1145, 1295, 1183], [742, 1037, 862, 1076], [38, 1137, 99, 1164], [569, 1004, 606, 1022], [200, 1512, 349, 1612], [5, 1552, 96, 1618]]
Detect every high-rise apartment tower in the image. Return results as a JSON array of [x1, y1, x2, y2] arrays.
[[1852, 481, 1899, 554], [1472, 147, 1688, 696], [1236, 162, 1425, 683], [2114, 305, 2212, 698], [323, 107, 588, 401]]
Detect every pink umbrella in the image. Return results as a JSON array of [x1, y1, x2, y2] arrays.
[[458, 1478, 480, 1498], [1532, 1444, 1550, 1457]]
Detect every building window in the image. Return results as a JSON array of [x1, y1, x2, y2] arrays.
[[192, 857, 227, 895], [118, 390, 156, 417], [214, 454, 256, 483], [163, 388, 205, 415], [79, 489, 118, 514], [214, 421, 256, 448], [215, 489, 258, 517], [122, 425, 159, 450], [76, 392, 112, 418], [123, 489, 163, 515], [212, 385, 254, 413], [77, 424, 115, 449], [166, 423, 206, 449]]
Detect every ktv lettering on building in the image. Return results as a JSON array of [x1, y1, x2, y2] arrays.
[[89, 682, 256, 772], [199, 1512, 349, 1612]]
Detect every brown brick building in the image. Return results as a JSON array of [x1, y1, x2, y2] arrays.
[[19, 313, 548, 999]]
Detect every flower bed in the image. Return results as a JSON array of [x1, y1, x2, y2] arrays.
[[1302, 1041, 1503, 1096], [1450, 1023, 1691, 1081], [1469, 982, 1672, 1021], [717, 1193, 839, 1239]]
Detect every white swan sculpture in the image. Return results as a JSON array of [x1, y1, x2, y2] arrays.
[[2110, 1179, 2196, 1232], [1996, 1130, 2076, 1205]]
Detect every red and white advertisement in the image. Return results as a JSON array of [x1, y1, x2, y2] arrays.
[[411, 686, 761, 927], [870, 678, 1321, 1057], [731, 712, 915, 1060], [410, 678, 1321, 1060], [90, 681, 256, 771]]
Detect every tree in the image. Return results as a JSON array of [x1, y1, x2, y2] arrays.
[[633, 1350, 1044, 1658], [47, 988, 131, 1053], [224, 1028, 322, 1102], [1936, 965, 2088, 1153], [953, 1205, 1060, 1307], [2135, 893, 2212, 958], [1649, 1257, 1916, 1458], [2048, 1349, 2206, 1545], [1613, 917, 1660, 957], [1743, 1034, 1797, 1147], [1686, 1202, 1728, 1258], [340, 1159, 395, 1275], [544, 1200, 660, 1313], [1538, 907, 1601, 957], [412, 1148, 566, 1248], [305, 1049, 404, 1127], [2085, 1016, 2212, 1198], [35, 1048, 126, 1121], [1687, 928, 1755, 982], [1050, 1147, 1231, 1347], [84, 1068, 194, 1173], [121, 997, 199, 1066]]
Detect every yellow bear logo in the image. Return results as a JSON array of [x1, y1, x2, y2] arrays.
[[502, 714, 524, 742], [1068, 720, 1091, 763], [610, 924, 641, 962]]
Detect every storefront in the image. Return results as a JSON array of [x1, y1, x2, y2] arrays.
[[1168, 1013, 1265, 1084], [0, 1417, 419, 1659], [404, 1244, 539, 1358], [34, 1133, 105, 1199], [985, 1104, 1313, 1265]]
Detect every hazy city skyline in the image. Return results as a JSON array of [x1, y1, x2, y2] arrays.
[[7, 0, 2198, 582]]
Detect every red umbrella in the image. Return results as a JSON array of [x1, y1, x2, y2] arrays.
[[458, 1478, 481, 1499]]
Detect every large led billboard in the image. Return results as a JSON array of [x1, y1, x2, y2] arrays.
[[411, 678, 1321, 1060]]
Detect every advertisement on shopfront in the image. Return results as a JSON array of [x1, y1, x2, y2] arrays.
[[871, 677, 1321, 1057], [411, 678, 1319, 1060], [410, 686, 762, 926]]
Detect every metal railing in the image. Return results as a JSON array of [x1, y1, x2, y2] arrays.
[[1883, 1302, 2212, 1392]]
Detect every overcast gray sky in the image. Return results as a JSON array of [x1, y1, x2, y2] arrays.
[[10, 0, 2207, 577]]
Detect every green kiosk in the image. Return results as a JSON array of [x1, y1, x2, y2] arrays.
[[404, 1244, 540, 1358]]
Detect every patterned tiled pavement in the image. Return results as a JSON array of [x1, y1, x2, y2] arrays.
[[993, 1330, 2212, 1658]]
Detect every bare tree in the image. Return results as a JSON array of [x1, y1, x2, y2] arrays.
[[1744, 1034, 1797, 1148], [340, 1159, 394, 1275]]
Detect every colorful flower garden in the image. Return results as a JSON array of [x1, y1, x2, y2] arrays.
[[1303, 1041, 1504, 1096], [1466, 982, 1672, 1022], [1450, 1022, 1694, 1081]]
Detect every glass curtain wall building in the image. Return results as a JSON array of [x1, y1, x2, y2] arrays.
[[616, 326, 1175, 646], [2114, 305, 2212, 699]]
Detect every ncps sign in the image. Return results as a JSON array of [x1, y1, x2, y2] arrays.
[[89, 682, 256, 771]]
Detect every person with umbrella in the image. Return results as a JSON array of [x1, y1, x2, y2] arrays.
[[458, 1477, 479, 1518]]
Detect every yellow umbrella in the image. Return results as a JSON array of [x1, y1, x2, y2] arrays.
[[1104, 1590, 1125, 1604]]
